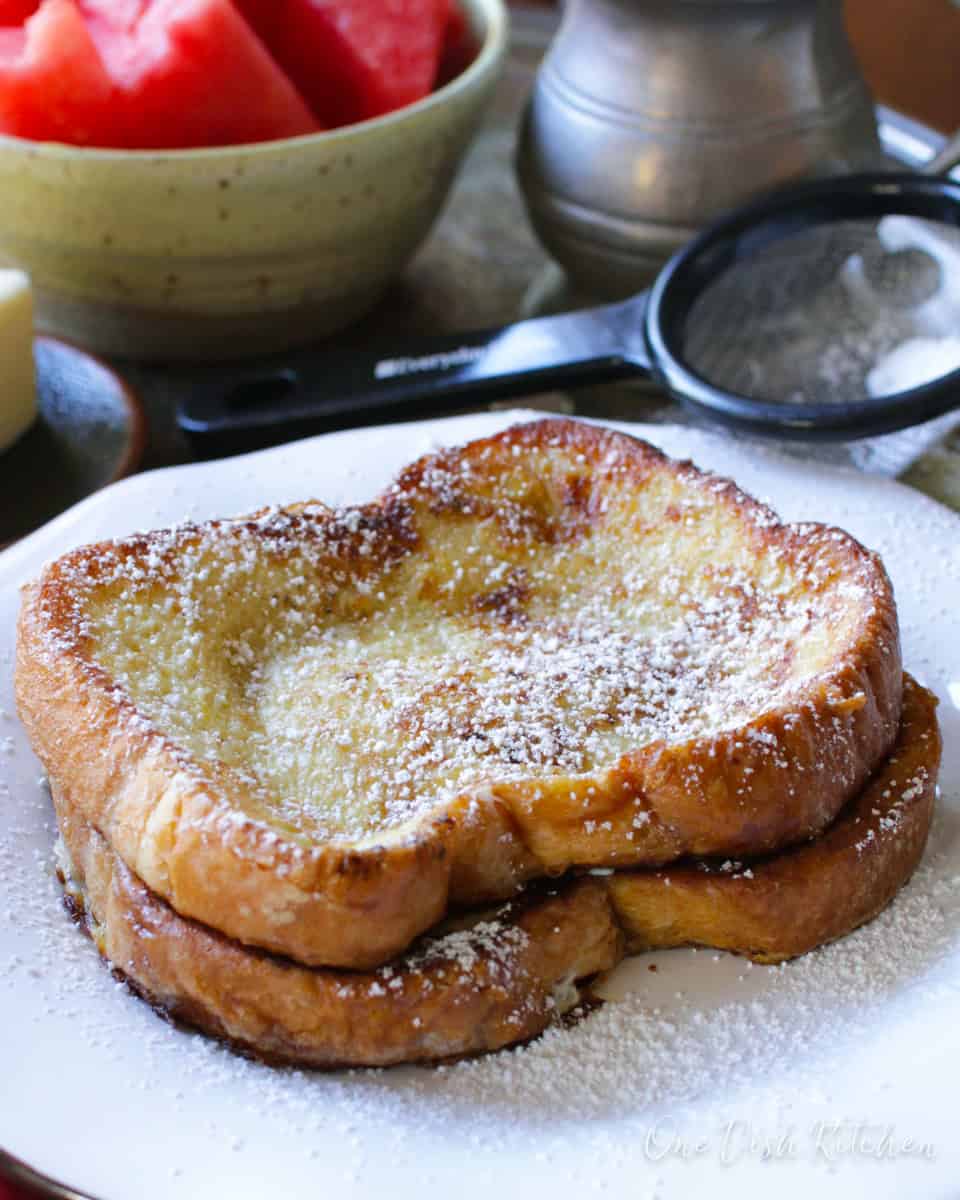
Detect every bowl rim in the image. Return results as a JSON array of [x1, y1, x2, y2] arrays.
[[0, 0, 509, 162]]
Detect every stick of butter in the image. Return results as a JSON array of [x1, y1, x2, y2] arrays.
[[0, 269, 36, 454]]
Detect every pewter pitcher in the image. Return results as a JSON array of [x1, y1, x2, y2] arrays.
[[517, 0, 884, 295]]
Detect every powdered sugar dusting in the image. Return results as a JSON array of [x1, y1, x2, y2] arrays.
[[50, 433, 880, 842], [2, 788, 958, 1171]]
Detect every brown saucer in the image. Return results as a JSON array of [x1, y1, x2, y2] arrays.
[[0, 338, 146, 547]]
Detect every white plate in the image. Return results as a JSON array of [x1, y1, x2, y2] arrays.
[[2, 411, 959, 1200]]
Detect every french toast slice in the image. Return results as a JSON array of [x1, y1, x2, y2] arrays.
[[17, 418, 903, 968], [53, 676, 938, 1069]]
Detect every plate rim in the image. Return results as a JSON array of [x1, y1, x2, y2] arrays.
[[0, 1147, 98, 1200]]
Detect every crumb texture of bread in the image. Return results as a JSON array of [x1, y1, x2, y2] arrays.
[[52, 675, 938, 1068], [16, 418, 903, 967]]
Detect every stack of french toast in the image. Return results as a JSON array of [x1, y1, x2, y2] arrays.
[[15, 419, 940, 1067]]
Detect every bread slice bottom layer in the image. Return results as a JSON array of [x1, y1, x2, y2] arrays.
[[53, 676, 939, 1069]]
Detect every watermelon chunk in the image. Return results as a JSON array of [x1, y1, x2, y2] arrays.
[[84, 0, 322, 148], [0, 1, 39, 24], [0, 0, 122, 145], [0, 0, 450, 148], [231, 0, 281, 46], [437, 0, 476, 88], [79, 0, 148, 31], [241, 0, 449, 128]]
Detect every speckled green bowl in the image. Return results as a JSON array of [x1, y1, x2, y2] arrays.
[[0, 0, 507, 361]]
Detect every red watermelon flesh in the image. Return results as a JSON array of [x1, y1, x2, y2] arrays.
[[0, 0, 457, 149], [0, 1, 39, 24], [85, 0, 321, 148], [437, 0, 476, 88], [0, 0, 122, 144], [245, 0, 449, 128], [231, 0, 282, 46], [79, 0, 148, 31]]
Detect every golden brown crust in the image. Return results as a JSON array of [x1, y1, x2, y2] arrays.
[[608, 675, 939, 962], [17, 418, 903, 968], [56, 795, 623, 1069], [53, 676, 938, 1067], [17, 582, 457, 968]]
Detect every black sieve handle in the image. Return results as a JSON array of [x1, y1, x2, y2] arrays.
[[177, 297, 651, 455]]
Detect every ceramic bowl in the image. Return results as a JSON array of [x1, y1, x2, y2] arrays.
[[0, 0, 508, 362]]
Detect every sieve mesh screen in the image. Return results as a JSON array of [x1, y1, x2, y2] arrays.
[[682, 217, 960, 406]]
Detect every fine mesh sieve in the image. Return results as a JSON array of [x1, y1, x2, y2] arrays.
[[682, 217, 960, 409], [180, 171, 960, 452]]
